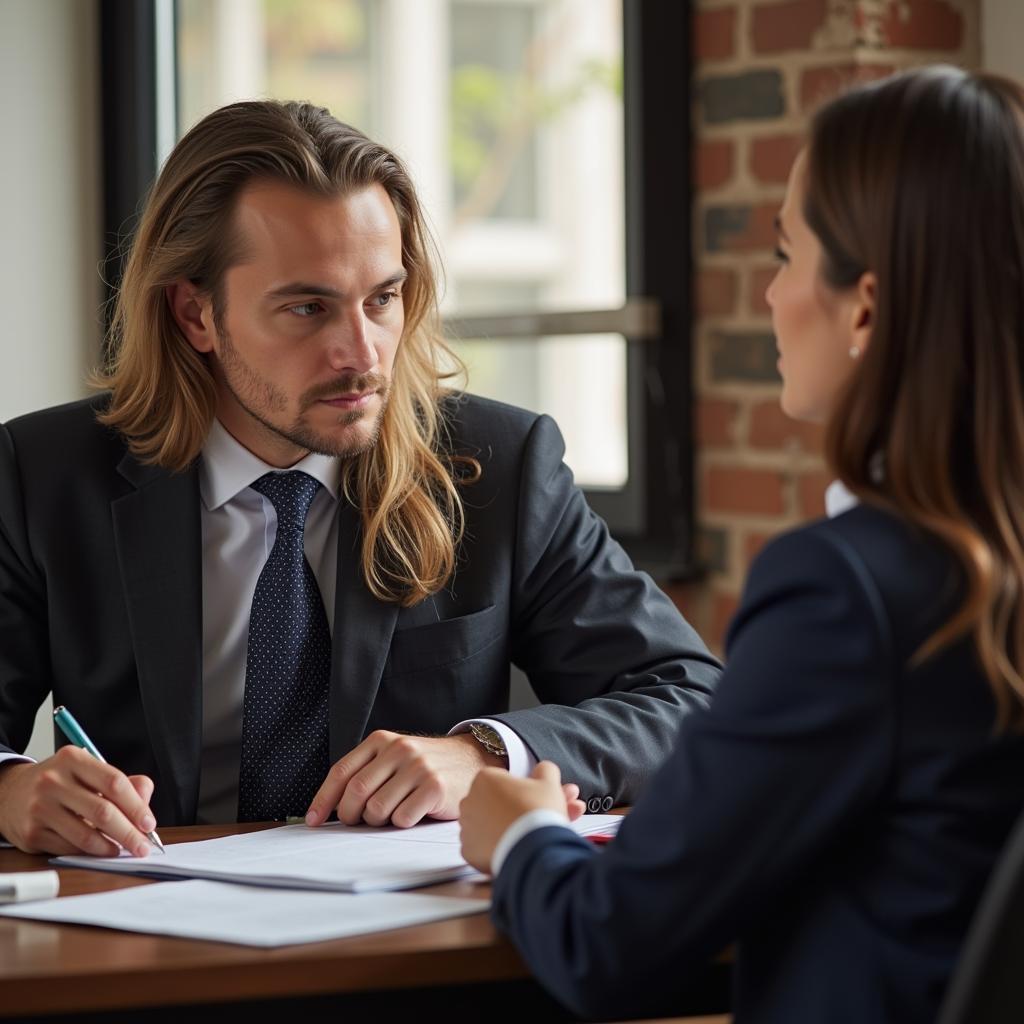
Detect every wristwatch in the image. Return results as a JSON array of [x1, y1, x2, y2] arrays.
[[469, 722, 508, 760]]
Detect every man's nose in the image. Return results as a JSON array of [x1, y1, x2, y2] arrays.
[[326, 308, 377, 374]]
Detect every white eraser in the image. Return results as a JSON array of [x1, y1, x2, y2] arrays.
[[0, 870, 59, 904]]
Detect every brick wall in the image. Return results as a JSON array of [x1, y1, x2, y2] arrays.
[[664, 0, 980, 653]]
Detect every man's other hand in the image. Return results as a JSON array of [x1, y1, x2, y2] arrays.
[[305, 730, 505, 829]]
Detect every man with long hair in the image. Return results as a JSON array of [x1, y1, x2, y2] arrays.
[[0, 101, 719, 856]]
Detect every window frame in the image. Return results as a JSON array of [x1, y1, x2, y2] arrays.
[[99, 0, 159, 337], [619, 0, 696, 576]]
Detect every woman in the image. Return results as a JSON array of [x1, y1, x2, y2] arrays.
[[458, 65, 1024, 1023]]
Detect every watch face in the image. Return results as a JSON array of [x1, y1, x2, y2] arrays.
[[471, 724, 506, 756]]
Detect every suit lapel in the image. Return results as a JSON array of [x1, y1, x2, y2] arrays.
[[329, 499, 399, 760], [112, 455, 203, 825]]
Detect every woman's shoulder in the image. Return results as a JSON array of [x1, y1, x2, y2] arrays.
[[743, 503, 962, 660], [764, 503, 954, 591]]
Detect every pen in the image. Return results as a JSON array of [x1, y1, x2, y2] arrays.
[[52, 705, 165, 854]]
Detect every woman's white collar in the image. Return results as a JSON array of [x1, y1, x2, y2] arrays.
[[825, 479, 860, 518]]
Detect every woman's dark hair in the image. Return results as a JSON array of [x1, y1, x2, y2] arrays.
[[807, 66, 1024, 727]]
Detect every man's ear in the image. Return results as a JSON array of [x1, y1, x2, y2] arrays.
[[166, 280, 216, 354], [850, 271, 877, 356]]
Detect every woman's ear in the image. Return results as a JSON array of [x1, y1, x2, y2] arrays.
[[850, 271, 877, 357], [166, 281, 216, 354]]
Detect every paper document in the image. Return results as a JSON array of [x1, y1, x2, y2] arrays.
[[0, 878, 488, 946], [52, 815, 621, 894]]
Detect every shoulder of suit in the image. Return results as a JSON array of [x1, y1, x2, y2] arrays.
[[3, 393, 125, 464], [754, 503, 960, 640], [5, 393, 111, 434], [438, 390, 547, 454], [810, 502, 946, 570], [761, 504, 946, 578]]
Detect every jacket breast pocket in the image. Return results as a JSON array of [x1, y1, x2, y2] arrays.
[[384, 604, 502, 678]]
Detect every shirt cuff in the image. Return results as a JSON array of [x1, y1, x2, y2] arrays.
[[0, 753, 34, 768], [449, 718, 538, 777], [491, 808, 574, 877]]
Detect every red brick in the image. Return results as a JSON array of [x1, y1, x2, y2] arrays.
[[739, 203, 783, 252], [662, 582, 708, 636], [800, 63, 895, 113], [798, 469, 832, 518], [699, 526, 731, 574], [750, 133, 803, 185], [695, 6, 737, 61], [750, 265, 777, 315], [696, 267, 739, 317], [748, 400, 824, 453], [880, 0, 964, 51], [697, 398, 740, 447], [705, 465, 786, 516], [711, 590, 741, 652], [696, 138, 735, 190], [705, 202, 780, 253], [752, 0, 828, 54], [744, 530, 774, 568], [702, 69, 786, 122]]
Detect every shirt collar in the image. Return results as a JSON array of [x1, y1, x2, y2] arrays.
[[825, 454, 884, 519], [199, 417, 343, 511], [825, 479, 860, 519]]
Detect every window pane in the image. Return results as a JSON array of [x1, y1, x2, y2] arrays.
[[450, 1, 538, 219], [175, 0, 626, 488], [458, 333, 627, 487], [177, 0, 374, 130]]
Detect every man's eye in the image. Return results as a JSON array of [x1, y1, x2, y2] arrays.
[[289, 302, 322, 317]]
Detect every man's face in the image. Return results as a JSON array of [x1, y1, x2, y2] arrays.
[[188, 181, 406, 467]]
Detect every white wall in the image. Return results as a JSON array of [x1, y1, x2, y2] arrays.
[[982, 0, 1024, 78], [0, 0, 102, 760]]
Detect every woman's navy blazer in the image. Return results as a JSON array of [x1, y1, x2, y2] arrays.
[[493, 503, 1024, 1023]]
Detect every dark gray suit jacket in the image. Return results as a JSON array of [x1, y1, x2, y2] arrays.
[[0, 393, 721, 825]]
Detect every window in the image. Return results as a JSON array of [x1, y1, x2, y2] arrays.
[[99, 0, 695, 575]]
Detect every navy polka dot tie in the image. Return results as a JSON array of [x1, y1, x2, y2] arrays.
[[237, 471, 331, 822]]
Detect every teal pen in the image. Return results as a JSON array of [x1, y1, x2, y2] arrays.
[[52, 705, 165, 854]]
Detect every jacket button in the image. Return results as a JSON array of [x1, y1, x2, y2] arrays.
[[601, 796, 614, 812], [586, 796, 602, 814]]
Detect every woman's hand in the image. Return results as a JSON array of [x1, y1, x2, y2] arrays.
[[459, 761, 586, 873]]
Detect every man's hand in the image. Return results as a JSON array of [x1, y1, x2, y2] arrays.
[[0, 748, 157, 857], [459, 761, 586, 873], [305, 730, 507, 829]]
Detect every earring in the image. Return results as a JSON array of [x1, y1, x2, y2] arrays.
[[849, 346, 860, 359]]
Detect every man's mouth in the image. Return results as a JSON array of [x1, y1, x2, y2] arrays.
[[319, 391, 376, 408]]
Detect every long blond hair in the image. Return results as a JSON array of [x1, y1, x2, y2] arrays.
[[807, 67, 1024, 727], [96, 100, 476, 606]]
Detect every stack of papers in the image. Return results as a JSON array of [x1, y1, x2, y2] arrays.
[[0, 879, 489, 946], [51, 815, 622, 893], [0, 815, 620, 947]]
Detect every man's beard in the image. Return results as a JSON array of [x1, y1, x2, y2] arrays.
[[217, 328, 392, 459]]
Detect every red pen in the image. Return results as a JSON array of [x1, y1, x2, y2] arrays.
[[587, 833, 615, 845]]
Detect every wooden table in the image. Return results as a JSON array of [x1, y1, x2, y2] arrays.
[[0, 823, 568, 1022], [0, 823, 731, 1022]]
